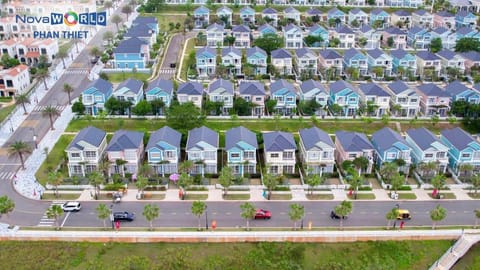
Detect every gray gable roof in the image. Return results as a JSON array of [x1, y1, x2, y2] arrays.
[[271, 48, 292, 59], [461, 51, 480, 62], [285, 23, 301, 32], [330, 80, 355, 94], [387, 80, 410, 94], [146, 126, 181, 151], [207, 23, 224, 31], [445, 80, 470, 97], [300, 127, 334, 150], [417, 83, 449, 97], [344, 48, 363, 61], [247, 46, 267, 58], [296, 47, 316, 58], [416, 51, 440, 61], [85, 78, 112, 95], [106, 130, 144, 151], [196, 46, 217, 58], [441, 127, 475, 150], [146, 79, 173, 95], [208, 78, 234, 95], [384, 27, 405, 35], [232, 24, 250, 32], [222, 46, 241, 57], [319, 49, 342, 60], [390, 49, 409, 59], [335, 131, 374, 152], [263, 131, 296, 151], [270, 79, 296, 95], [406, 127, 440, 151], [371, 127, 409, 153], [225, 126, 258, 150], [262, 7, 277, 14], [393, 10, 411, 16], [132, 16, 158, 25], [306, 8, 322, 16], [366, 48, 386, 59], [114, 37, 147, 54], [125, 24, 154, 38], [239, 81, 266, 95], [178, 82, 203, 95], [437, 49, 457, 60], [67, 126, 106, 150], [284, 6, 300, 14], [358, 82, 390, 96], [336, 25, 354, 34], [436, 11, 453, 17], [360, 24, 373, 33], [187, 126, 219, 150], [300, 79, 327, 95], [116, 78, 143, 94]]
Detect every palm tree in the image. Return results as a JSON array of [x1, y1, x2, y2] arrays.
[[46, 204, 64, 230], [191, 201, 206, 231], [288, 203, 305, 231], [335, 200, 353, 229], [305, 171, 322, 195], [179, 160, 194, 175], [111, 14, 123, 32], [458, 163, 474, 181], [35, 68, 50, 90], [56, 47, 69, 69], [135, 175, 148, 198], [430, 205, 447, 230], [71, 39, 81, 53], [418, 161, 438, 180], [138, 163, 153, 178], [218, 166, 234, 196], [143, 204, 160, 230], [240, 202, 256, 231], [103, 31, 114, 46], [431, 174, 446, 198], [14, 93, 31, 114], [90, 46, 102, 59], [475, 209, 480, 229], [63, 83, 74, 105], [471, 174, 480, 194], [348, 172, 363, 200], [96, 203, 111, 229], [115, 159, 128, 177], [262, 171, 278, 200], [104, 1, 113, 15], [379, 162, 399, 184], [47, 171, 63, 198], [121, 5, 133, 21], [42, 106, 60, 130], [8, 141, 32, 170], [0, 195, 15, 224], [352, 156, 369, 175], [385, 207, 399, 229], [88, 171, 104, 200]]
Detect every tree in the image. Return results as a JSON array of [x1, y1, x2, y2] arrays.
[[265, 99, 277, 116], [88, 171, 104, 200], [149, 99, 165, 115], [475, 209, 480, 229], [429, 204, 447, 230], [8, 141, 31, 170], [63, 83, 74, 105], [430, 38, 443, 53], [471, 174, 480, 194], [303, 35, 323, 47], [240, 202, 256, 231], [352, 156, 369, 175], [14, 93, 30, 114], [179, 160, 194, 175], [218, 166, 234, 196], [178, 172, 193, 190], [121, 5, 133, 21], [233, 97, 253, 116], [142, 204, 159, 230], [191, 201, 206, 231], [166, 102, 205, 133], [431, 174, 446, 198], [387, 37, 394, 48], [72, 100, 85, 115], [0, 196, 15, 223], [253, 33, 283, 55], [262, 172, 278, 200], [56, 46, 69, 69], [334, 200, 353, 229], [288, 203, 305, 230], [454, 38, 480, 53], [132, 100, 152, 116], [0, 54, 20, 68], [103, 31, 114, 46], [458, 163, 474, 181], [305, 172, 322, 195], [42, 106, 60, 130], [47, 171, 63, 198], [104, 1, 113, 13], [348, 172, 363, 200], [418, 161, 438, 180], [90, 46, 102, 59], [35, 68, 50, 90], [135, 175, 148, 198], [390, 173, 404, 193], [46, 204, 64, 230], [379, 162, 399, 184], [385, 207, 399, 229], [111, 14, 123, 32], [96, 203, 110, 229]]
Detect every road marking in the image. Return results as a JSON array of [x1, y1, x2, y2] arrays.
[[464, 211, 470, 213], [171, 212, 176, 215], [279, 212, 286, 215], [373, 212, 379, 214], [451, 211, 457, 213], [225, 212, 231, 215], [60, 212, 71, 228], [306, 212, 313, 215]]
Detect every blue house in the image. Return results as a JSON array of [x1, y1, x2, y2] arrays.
[[240, 6, 255, 25], [196, 47, 216, 78], [270, 79, 297, 115], [226, 126, 258, 176], [405, 127, 449, 175], [81, 78, 113, 116], [371, 127, 412, 173], [327, 8, 346, 25], [124, 23, 156, 46], [145, 79, 173, 114], [343, 48, 368, 76], [455, 27, 480, 41], [258, 23, 277, 37], [246, 46, 267, 76], [440, 127, 480, 176], [193, 6, 210, 28], [370, 8, 390, 28], [132, 16, 159, 34], [113, 37, 149, 69], [307, 24, 328, 47], [390, 49, 417, 76], [113, 79, 144, 108], [455, 11, 477, 29], [444, 80, 480, 104], [407, 26, 431, 49], [328, 80, 359, 116], [146, 126, 182, 176]]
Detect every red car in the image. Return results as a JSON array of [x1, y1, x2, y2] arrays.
[[254, 209, 272, 219]]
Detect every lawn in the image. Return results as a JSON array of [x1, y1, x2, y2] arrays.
[[397, 193, 417, 200], [306, 194, 334, 200], [427, 193, 456, 200], [223, 194, 250, 200], [0, 104, 15, 124], [0, 240, 451, 269], [35, 135, 74, 186], [184, 194, 208, 200], [41, 193, 81, 200], [105, 72, 152, 83], [269, 193, 292, 200], [347, 193, 376, 200], [467, 193, 480, 199], [453, 242, 480, 270], [180, 37, 195, 81], [150, 13, 187, 32]]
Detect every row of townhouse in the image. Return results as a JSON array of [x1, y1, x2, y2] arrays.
[[0, 64, 30, 97], [0, 37, 58, 65], [66, 125, 480, 181]]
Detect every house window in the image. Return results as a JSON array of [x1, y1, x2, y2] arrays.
[[85, 151, 96, 158], [244, 151, 255, 159], [461, 153, 471, 158], [425, 153, 433, 158], [286, 97, 294, 102], [322, 151, 330, 159], [348, 153, 357, 158], [189, 152, 200, 160], [72, 165, 82, 174], [231, 153, 240, 158], [71, 153, 80, 158], [95, 96, 103, 102], [437, 152, 445, 158], [165, 151, 175, 158], [150, 152, 160, 159], [255, 97, 262, 101], [386, 152, 397, 159], [283, 152, 294, 160], [270, 153, 279, 158]]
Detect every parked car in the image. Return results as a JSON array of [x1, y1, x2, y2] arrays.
[[113, 211, 135, 222], [330, 210, 347, 219], [61, 201, 81, 212], [254, 209, 271, 219]]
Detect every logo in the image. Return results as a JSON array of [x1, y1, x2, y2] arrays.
[[63, 11, 78, 27]]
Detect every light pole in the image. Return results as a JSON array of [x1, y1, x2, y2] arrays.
[[205, 205, 209, 230], [110, 204, 114, 230], [31, 127, 37, 149]]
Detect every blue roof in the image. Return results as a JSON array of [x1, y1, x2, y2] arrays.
[[319, 49, 342, 60], [232, 24, 250, 32], [239, 81, 265, 95], [358, 82, 390, 97], [350, 8, 364, 15], [393, 10, 411, 16], [271, 48, 291, 59], [132, 16, 158, 25], [222, 46, 241, 57], [457, 10, 474, 17], [436, 11, 453, 17], [116, 78, 143, 94], [217, 6, 232, 13], [208, 78, 233, 95], [194, 6, 210, 14], [146, 79, 173, 95], [366, 48, 386, 59], [360, 24, 373, 33], [258, 23, 276, 33], [416, 51, 440, 61], [413, 10, 429, 16], [306, 8, 322, 16], [335, 131, 373, 152], [84, 78, 112, 95], [384, 27, 405, 35], [125, 24, 154, 38], [417, 83, 449, 97], [461, 51, 480, 62], [406, 127, 440, 151], [328, 8, 344, 16], [285, 23, 301, 32], [67, 126, 106, 150], [106, 130, 144, 151], [263, 131, 296, 151], [225, 126, 258, 150], [146, 126, 181, 151], [114, 37, 147, 54], [196, 47, 216, 58], [270, 79, 296, 95], [344, 48, 364, 61], [309, 24, 327, 34], [284, 7, 300, 14], [387, 80, 410, 94], [456, 26, 476, 36], [441, 127, 476, 150], [336, 25, 354, 34], [300, 79, 327, 96], [390, 49, 410, 59], [330, 80, 355, 94], [240, 6, 254, 14], [432, 27, 449, 35], [247, 46, 267, 58], [296, 47, 316, 58], [178, 82, 203, 95], [300, 127, 334, 150], [409, 26, 425, 35], [371, 8, 388, 16], [187, 126, 219, 149], [262, 7, 277, 14], [371, 127, 409, 154], [444, 80, 470, 97]]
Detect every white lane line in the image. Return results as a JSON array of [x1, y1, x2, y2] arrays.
[[60, 212, 71, 228]]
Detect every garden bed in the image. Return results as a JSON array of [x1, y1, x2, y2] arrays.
[[223, 194, 250, 200], [467, 193, 480, 199], [306, 194, 334, 200], [396, 193, 417, 200], [347, 193, 376, 200], [269, 193, 292, 200], [41, 193, 81, 200], [183, 194, 208, 200], [427, 193, 456, 199]]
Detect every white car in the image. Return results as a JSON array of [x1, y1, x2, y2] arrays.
[[61, 202, 81, 212]]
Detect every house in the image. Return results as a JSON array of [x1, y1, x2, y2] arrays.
[[262, 8, 278, 27], [113, 79, 144, 109], [343, 48, 368, 76], [370, 8, 390, 29], [106, 130, 144, 176], [436, 49, 466, 76], [13, 38, 59, 66], [371, 127, 412, 173], [430, 27, 457, 50], [391, 10, 411, 29], [193, 6, 210, 28], [348, 8, 369, 26], [0, 64, 30, 97], [186, 126, 219, 175], [225, 126, 258, 176], [239, 81, 266, 116], [390, 49, 417, 77], [271, 48, 293, 75], [284, 7, 301, 23], [132, 16, 159, 35], [404, 0, 423, 8], [81, 78, 113, 116], [216, 6, 233, 26], [231, 25, 251, 48], [206, 78, 234, 114], [196, 47, 216, 77], [66, 126, 107, 177], [455, 26, 480, 41], [307, 24, 329, 47], [300, 79, 329, 115], [284, 24, 303, 49], [246, 46, 268, 76], [385, 0, 406, 6], [444, 80, 480, 104], [386, 80, 420, 117], [318, 49, 343, 77], [146, 126, 182, 175], [335, 131, 375, 174], [440, 127, 480, 175], [145, 79, 173, 114], [177, 81, 204, 108], [357, 82, 391, 117], [358, 25, 382, 49], [455, 11, 477, 29], [299, 127, 335, 175], [433, 11, 455, 29], [416, 51, 441, 79], [113, 37, 149, 69], [329, 80, 360, 116], [416, 83, 451, 116], [332, 25, 355, 49], [222, 47, 242, 76], [449, 0, 473, 12], [327, 8, 346, 26], [365, 48, 393, 77], [382, 27, 407, 49], [407, 26, 431, 49], [411, 10, 433, 28], [0, 39, 17, 59], [461, 51, 480, 73], [263, 131, 297, 175], [405, 127, 449, 175], [305, 8, 322, 20], [124, 24, 156, 46], [206, 23, 224, 47], [239, 6, 255, 25], [269, 79, 297, 115], [257, 23, 277, 38], [295, 48, 317, 75]]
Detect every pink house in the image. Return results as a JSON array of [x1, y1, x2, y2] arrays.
[[335, 131, 375, 174], [106, 130, 144, 177]]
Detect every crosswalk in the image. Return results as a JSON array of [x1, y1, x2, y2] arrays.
[[38, 201, 65, 227], [64, 69, 89, 75], [0, 171, 15, 180], [33, 105, 65, 112], [159, 69, 176, 74]]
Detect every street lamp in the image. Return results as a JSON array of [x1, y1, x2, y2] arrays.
[[205, 205, 209, 230], [31, 127, 37, 149], [110, 204, 114, 229]]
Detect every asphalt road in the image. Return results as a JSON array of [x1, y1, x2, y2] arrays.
[[157, 31, 196, 80]]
